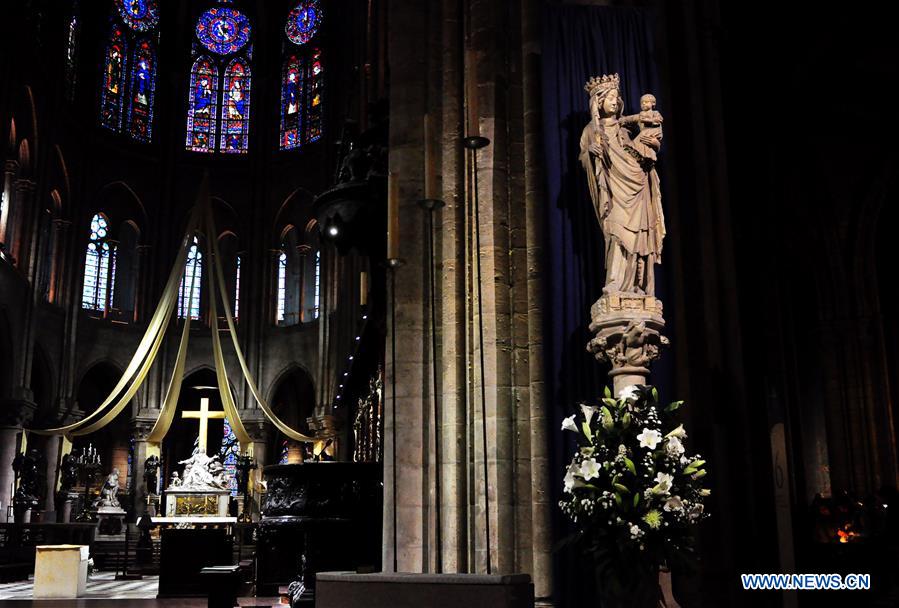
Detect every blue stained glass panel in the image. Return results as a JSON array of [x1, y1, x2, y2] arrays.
[[285, 1, 322, 46], [115, 0, 159, 32], [196, 7, 251, 56], [186, 57, 219, 152], [100, 26, 128, 132], [126, 39, 156, 142], [220, 59, 251, 153]]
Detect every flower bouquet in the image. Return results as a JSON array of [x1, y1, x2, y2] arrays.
[[559, 385, 709, 606]]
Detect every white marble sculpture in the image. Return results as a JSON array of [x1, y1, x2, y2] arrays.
[[176, 451, 228, 491], [94, 468, 121, 508]]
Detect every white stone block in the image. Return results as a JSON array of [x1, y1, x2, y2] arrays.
[[33, 544, 89, 598]]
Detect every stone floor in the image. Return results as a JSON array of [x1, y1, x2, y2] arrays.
[[0, 571, 161, 601]]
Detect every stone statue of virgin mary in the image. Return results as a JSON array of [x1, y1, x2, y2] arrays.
[[579, 74, 666, 296]]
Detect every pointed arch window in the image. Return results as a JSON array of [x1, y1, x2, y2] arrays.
[[179, 237, 202, 319], [313, 249, 321, 319], [186, 57, 220, 152], [82, 213, 116, 311], [100, 26, 128, 132], [100, 0, 159, 142], [221, 59, 251, 153], [280, 2, 323, 150], [186, 5, 253, 154]]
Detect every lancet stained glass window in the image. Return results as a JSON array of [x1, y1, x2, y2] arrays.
[[313, 249, 321, 319], [127, 39, 157, 142], [179, 237, 202, 319], [100, 26, 128, 132], [100, 1, 159, 141], [221, 418, 239, 496], [186, 57, 219, 152], [186, 6, 253, 153], [279, 1, 323, 151], [82, 214, 116, 311], [220, 59, 251, 153]]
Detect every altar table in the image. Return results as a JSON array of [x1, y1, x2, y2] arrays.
[[33, 544, 89, 598]]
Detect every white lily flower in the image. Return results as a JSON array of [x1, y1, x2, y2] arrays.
[[580, 404, 599, 427], [618, 385, 640, 402], [665, 436, 685, 457], [666, 424, 687, 439], [563, 462, 583, 492], [579, 457, 601, 481], [652, 472, 674, 495], [663, 495, 684, 512], [561, 415, 578, 433], [637, 428, 662, 450]]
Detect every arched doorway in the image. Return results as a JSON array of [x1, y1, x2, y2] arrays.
[[73, 362, 132, 504], [161, 368, 240, 494], [267, 367, 315, 464]]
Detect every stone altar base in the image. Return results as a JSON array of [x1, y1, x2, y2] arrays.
[[33, 544, 89, 598], [587, 293, 668, 391], [165, 489, 230, 517], [315, 572, 534, 608], [96, 506, 127, 540]]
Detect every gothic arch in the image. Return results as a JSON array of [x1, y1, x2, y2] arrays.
[[273, 187, 315, 241], [94, 181, 148, 235], [266, 363, 315, 406]]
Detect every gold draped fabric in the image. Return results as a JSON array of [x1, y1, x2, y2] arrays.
[[31, 187, 324, 445]]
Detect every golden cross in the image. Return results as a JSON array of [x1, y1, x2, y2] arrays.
[[181, 397, 225, 454]]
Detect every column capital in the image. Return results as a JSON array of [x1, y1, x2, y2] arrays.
[[0, 397, 37, 427], [13, 177, 36, 193], [4, 159, 19, 175]]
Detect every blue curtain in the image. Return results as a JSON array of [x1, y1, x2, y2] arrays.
[[540, 5, 671, 603]]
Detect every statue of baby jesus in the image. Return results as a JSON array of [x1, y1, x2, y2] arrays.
[[622, 93, 663, 161]]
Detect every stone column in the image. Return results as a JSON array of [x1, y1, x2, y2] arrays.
[[0, 427, 19, 523], [47, 219, 71, 304], [42, 434, 63, 519], [11, 178, 37, 269], [0, 161, 18, 250], [135, 245, 152, 323], [244, 419, 269, 520]]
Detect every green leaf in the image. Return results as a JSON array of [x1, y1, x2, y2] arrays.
[[623, 457, 636, 476], [613, 493, 623, 507], [602, 398, 617, 408], [692, 469, 707, 479], [613, 483, 630, 494], [651, 387, 659, 403], [633, 492, 640, 508], [665, 400, 684, 413], [692, 459, 706, 468], [581, 421, 593, 443], [621, 412, 632, 429], [603, 386, 612, 399]]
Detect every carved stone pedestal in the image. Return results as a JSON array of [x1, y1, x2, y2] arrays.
[[96, 506, 127, 541], [587, 293, 669, 393]]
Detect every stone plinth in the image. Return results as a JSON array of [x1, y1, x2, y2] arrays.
[[587, 293, 668, 392], [96, 506, 127, 540], [165, 489, 230, 517], [33, 544, 89, 598]]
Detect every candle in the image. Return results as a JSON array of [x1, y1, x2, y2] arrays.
[[424, 113, 437, 200], [466, 49, 479, 138], [387, 171, 400, 260]]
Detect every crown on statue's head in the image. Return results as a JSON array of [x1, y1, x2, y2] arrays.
[[584, 73, 620, 96]]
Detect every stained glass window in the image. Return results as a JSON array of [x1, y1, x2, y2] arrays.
[[179, 237, 202, 319], [313, 249, 321, 319], [276, 251, 287, 323], [65, 4, 80, 102], [280, 55, 302, 150], [285, 1, 322, 46], [220, 59, 251, 153], [126, 39, 156, 142], [196, 7, 251, 56], [100, 26, 128, 132], [186, 57, 219, 153], [116, 0, 159, 32], [82, 214, 116, 311], [280, 1, 323, 152], [306, 48, 323, 143], [221, 418, 240, 496], [234, 254, 241, 319]]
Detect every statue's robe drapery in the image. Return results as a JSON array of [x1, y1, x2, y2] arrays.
[[579, 116, 665, 293]]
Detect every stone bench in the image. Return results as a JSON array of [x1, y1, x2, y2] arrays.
[[315, 572, 534, 608]]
